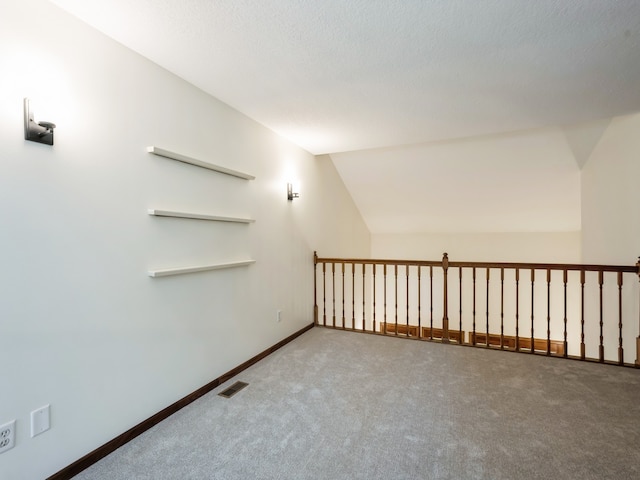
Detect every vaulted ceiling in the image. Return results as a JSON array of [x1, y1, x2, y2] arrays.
[[49, 0, 640, 233]]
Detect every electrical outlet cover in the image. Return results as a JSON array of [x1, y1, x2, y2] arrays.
[[0, 420, 16, 454], [31, 405, 50, 438]]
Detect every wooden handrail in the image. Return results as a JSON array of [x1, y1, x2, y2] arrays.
[[315, 255, 638, 273], [315, 256, 443, 267]]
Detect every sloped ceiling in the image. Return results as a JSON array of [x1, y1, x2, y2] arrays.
[[49, 0, 640, 233], [330, 128, 582, 234]]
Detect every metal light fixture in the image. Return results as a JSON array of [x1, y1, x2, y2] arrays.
[[287, 183, 299, 201], [24, 98, 56, 145]]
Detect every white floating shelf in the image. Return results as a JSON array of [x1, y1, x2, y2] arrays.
[[147, 146, 255, 180], [148, 209, 255, 224], [148, 260, 256, 278]]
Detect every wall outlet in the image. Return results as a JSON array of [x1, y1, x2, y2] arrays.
[[277, 309, 282, 322], [0, 420, 16, 454]]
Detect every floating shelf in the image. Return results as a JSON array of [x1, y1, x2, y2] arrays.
[[148, 260, 256, 278], [148, 209, 254, 224], [147, 146, 255, 180]]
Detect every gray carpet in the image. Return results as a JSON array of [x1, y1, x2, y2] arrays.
[[75, 326, 640, 479]]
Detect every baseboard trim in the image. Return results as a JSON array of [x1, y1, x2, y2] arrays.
[[47, 322, 314, 480]]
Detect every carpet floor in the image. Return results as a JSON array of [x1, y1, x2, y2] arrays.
[[75, 326, 640, 479]]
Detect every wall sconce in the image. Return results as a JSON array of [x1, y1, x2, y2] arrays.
[[287, 183, 299, 201], [24, 98, 56, 145]]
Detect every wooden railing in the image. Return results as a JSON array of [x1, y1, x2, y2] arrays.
[[314, 252, 640, 367]]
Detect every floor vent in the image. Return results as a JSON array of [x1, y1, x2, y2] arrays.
[[218, 381, 249, 398]]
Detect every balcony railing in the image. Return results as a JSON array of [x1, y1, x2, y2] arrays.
[[314, 252, 640, 367]]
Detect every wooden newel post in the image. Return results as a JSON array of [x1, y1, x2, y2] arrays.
[[442, 253, 450, 343], [636, 257, 640, 367], [313, 251, 318, 325]]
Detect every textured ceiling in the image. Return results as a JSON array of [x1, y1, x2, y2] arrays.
[[48, 0, 640, 154], [48, 0, 640, 233]]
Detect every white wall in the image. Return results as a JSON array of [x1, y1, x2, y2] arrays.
[[581, 112, 640, 265], [0, 1, 369, 478], [372, 232, 581, 263]]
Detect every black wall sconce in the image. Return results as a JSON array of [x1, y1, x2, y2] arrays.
[[24, 98, 56, 145], [287, 183, 299, 201]]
